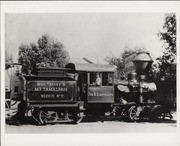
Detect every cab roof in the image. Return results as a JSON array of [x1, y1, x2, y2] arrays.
[[66, 63, 116, 72]]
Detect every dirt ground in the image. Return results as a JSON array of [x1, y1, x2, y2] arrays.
[[5, 112, 177, 133]]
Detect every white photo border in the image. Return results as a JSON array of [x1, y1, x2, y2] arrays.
[[1, 1, 180, 146]]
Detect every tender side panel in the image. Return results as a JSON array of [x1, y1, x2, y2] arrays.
[[88, 86, 114, 103], [26, 80, 77, 102]]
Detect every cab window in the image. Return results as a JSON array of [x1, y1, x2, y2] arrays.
[[89, 72, 102, 86], [102, 73, 113, 86], [90, 72, 97, 85], [89, 72, 113, 86]]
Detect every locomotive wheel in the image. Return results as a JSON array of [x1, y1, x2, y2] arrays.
[[128, 106, 142, 121], [150, 105, 163, 120], [39, 109, 58, 124]]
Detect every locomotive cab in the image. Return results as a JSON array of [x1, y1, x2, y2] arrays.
[[66, 63, 116, 116], [66, 63, 116, 103]]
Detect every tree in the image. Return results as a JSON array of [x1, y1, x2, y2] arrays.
[[104, 55, 123, 69], [121, 46, 147, 59], [155, 14, 176, 81], [18, 35, 70, 74], [104, 55, 123, 79], [104, 46, 146, 79], [158, 14, 176, 63]]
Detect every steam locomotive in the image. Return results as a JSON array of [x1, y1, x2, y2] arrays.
[[8, 52, 167, 124]]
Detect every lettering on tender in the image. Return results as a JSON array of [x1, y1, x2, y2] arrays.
[[29, 81, 69, 99], [36, 82, 66, 86], [41, 94, 55, 98], [42, 87, 67, 91], [41, 94, 65, 99], [34, 87, 41, 91]]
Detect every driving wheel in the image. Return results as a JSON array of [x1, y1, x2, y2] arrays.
[[150, 105, 163, 120], [128, 106, 142, 121]]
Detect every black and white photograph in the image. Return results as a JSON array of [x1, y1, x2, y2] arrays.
[[1, 1, 179, 146]]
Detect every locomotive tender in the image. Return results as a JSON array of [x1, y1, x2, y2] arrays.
[[13, 52, 164, 124]]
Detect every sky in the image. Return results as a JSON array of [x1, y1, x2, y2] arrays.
[[5, 13, 166, 64]]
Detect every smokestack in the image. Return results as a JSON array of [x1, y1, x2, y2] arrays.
[[133, 52, 153, 103]]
